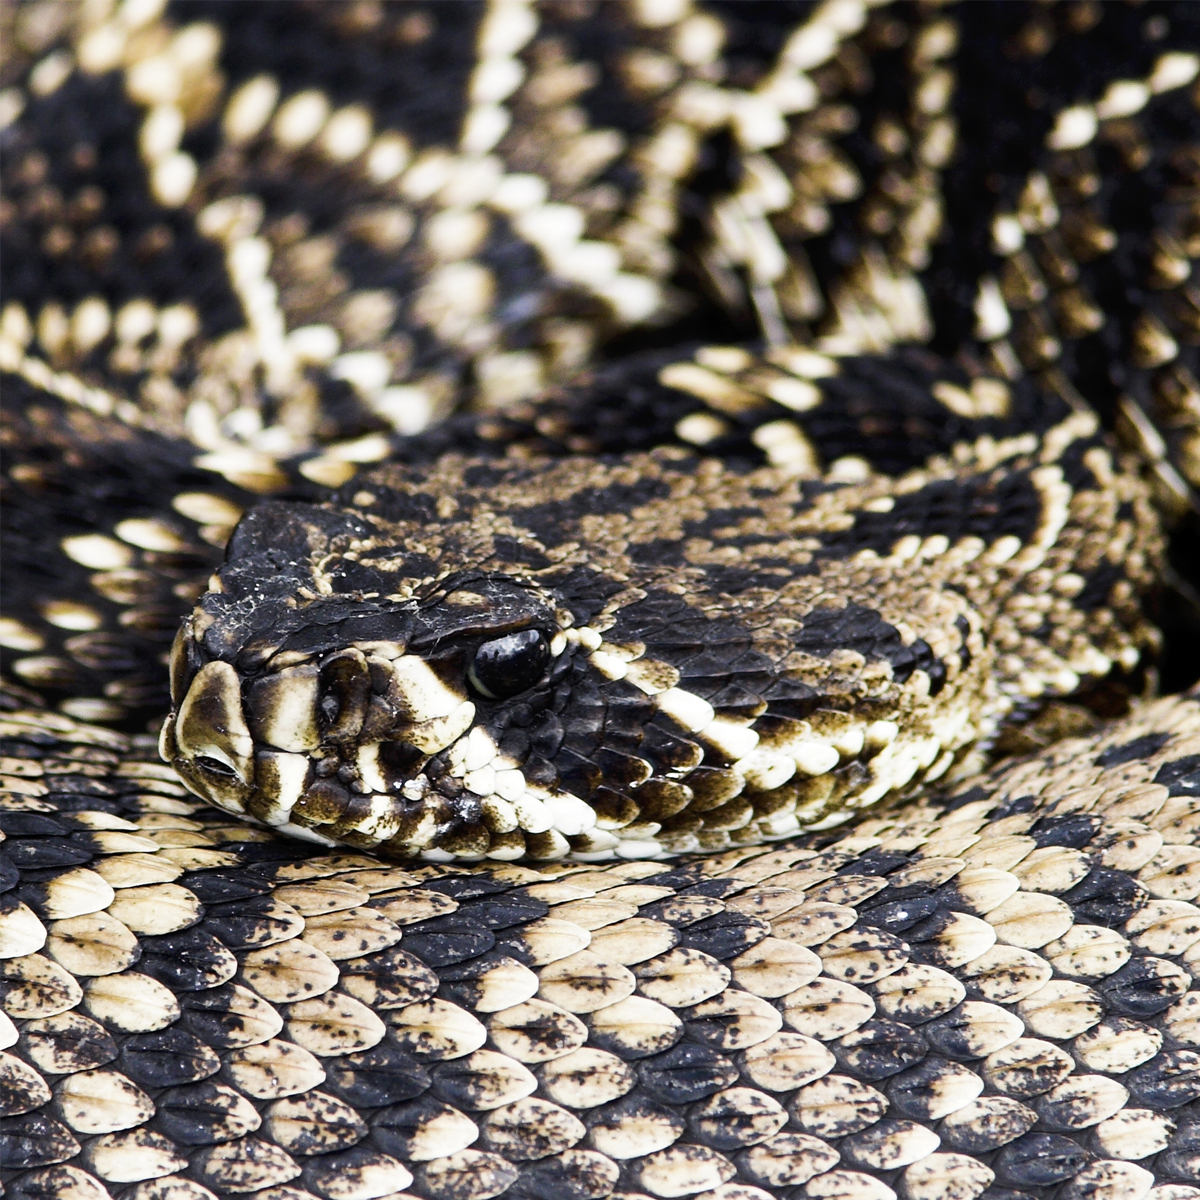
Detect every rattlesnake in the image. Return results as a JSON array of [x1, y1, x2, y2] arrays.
[[5, 4, 1200, 1200]]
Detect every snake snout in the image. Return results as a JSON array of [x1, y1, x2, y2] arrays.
[[159, 562, 592, 858], [163, 630, 483, 847]]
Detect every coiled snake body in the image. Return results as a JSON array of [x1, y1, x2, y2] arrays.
[[5, 4, 1200, 1199]]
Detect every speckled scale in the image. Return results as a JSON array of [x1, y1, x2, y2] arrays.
[[13, 690, 1200, 1194], [833, 1019, 928, 1079], [0, 1111, 81, 1171], [118, 1028, 221, 1089], [1128, 1050, 1200, 1110], [176, 983, 284, 1049], [789, 1072, 888, 1139], [336, 944, 440, 1009], [886, 1057, 982, 1122], [941, 1094, 1037, 1152], [636, 1042, 740, 1106], [19, 1012, 117, 1076], [994, 1131, 1095, 1189], [401, 916, 497, 968], [319, 1044, 427, 1109]]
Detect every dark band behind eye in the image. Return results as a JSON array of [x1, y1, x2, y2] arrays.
[[468, 629, 551, 700]]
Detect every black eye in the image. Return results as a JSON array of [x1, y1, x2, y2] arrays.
[[194, 755, 238, 779], [468, 629, 550, 700]]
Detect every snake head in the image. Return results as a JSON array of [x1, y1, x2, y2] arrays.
[[160, 496, 585, 857]]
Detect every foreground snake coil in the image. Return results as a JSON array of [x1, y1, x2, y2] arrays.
[[6, 2, 1200, 1199], [7, 693, 1200, 1200]]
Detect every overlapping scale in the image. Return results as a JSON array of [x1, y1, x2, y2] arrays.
[[1, 691, 1200, 1198]]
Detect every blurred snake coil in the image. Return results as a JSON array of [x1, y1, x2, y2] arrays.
[[7, 4, 1200, 1200]]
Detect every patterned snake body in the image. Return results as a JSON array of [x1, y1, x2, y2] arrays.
[[6, 3, 1200, 1199], [6, 694, 1200, 1200]]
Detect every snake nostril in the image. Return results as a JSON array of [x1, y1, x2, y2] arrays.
[[173, 660, 255, 790], [318, 648, 371, 742], [194, 754, 239, 779]]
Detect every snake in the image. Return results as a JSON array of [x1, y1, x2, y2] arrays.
[[6, 2, 1200, 1198]]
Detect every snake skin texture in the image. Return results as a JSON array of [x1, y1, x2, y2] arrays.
[[6, 694, 1200, 1200], [7, 2, 1200, 1199]]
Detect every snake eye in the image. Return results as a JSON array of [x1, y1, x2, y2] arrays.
[[468, 629, 550, 700]]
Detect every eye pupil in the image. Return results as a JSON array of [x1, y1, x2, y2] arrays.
[[469, 629, 550, 700]]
